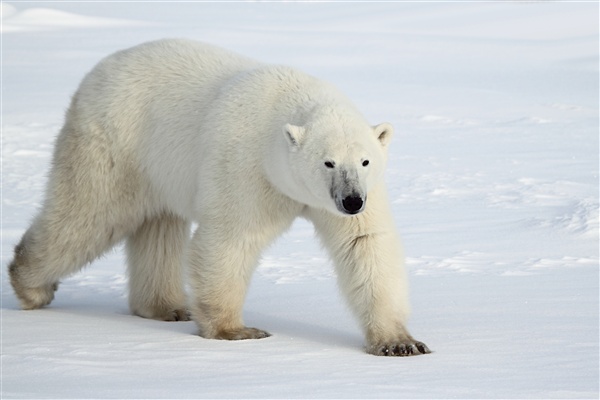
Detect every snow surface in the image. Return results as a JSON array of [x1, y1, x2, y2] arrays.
[[1, 2, 598, 399]]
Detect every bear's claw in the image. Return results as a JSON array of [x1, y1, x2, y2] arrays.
[[369, 340, 431, 357]]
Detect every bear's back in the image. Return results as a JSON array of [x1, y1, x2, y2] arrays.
[[71, 39, 260, 138]]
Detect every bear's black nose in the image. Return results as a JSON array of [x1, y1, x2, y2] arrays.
[[342, 195, 364, 214]]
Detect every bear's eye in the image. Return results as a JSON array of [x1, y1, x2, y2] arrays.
[[362, 160, 370, 167], [324, 161, 335, 169]]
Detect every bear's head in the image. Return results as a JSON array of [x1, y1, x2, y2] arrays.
[[281, 109, 393, 216]]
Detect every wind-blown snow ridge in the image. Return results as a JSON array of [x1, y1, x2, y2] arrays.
[[1, 3, 149, 33]]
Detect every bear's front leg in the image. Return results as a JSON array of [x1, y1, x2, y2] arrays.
[[306, 190, 431, 356], [187, 227, 271, 341], [339, 230, 431, 357]]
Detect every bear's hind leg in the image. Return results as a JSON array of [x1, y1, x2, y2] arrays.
[[8, 235, 58, 309], [126, 212, 190, 321], [8, 206, 135, 310], [8, 113, 146, 311]]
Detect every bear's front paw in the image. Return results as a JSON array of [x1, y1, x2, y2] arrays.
[[367, 339, 431, 357], [214, 327, 271, 340], [133, 307, 191, 321]]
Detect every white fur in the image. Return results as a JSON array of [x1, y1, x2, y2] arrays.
[[8, 39, 429, 356]]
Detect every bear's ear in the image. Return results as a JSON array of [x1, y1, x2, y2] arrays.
[[373, 122, 394, 147], [283, 124, 305, 150]]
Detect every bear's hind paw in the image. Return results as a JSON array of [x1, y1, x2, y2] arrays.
[[162, 308, 191, 322], [12, 282, 58, 310]]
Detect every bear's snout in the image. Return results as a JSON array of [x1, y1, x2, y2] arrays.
[[342, 195, 364, 215]]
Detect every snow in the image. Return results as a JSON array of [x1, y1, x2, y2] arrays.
[[1, 2, 598, 399], [1, 3, 148, 32]]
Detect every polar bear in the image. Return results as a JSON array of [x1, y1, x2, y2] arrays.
[[8, 39, 430, 356]]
